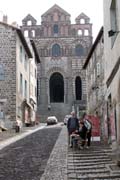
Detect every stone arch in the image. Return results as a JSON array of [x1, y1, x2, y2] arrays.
[[46, 67, 67, 104], [49, 72, 64, 102], [46, 67, 66, 78]]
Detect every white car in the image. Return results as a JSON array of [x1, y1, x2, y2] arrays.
[[46, 116, 58, 125], [64, 115, 71, 125]]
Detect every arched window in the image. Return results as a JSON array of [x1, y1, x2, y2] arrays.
[[80, 18, 85, 24], [27, 20, 32, 26], [0, 65, 5, 80], [78, 29, 82, 36], [31, 30, 35, 37], [24, 30, 28, 37], [52, 44, 61, 56], [50, 72, 64, 102], [75, 76, 82, 100], [53, 24, 58, 34], [75, 44, 84, 56], [84, 29, 89, 36]]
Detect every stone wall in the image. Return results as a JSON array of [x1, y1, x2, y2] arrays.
[[0, 23, 16, 123]]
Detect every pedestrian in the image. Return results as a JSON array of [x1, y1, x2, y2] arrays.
[[67, 111, 79, 147], [15, 115, 22, 133], [82, 113, 92, 149]]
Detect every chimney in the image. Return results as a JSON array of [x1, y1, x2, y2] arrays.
[[3, 15, 8, 23]]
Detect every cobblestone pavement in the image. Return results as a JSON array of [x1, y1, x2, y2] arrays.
[[40, 125, 68, 180], [0, 124, 120, 180], [0, 125, 61, 180]]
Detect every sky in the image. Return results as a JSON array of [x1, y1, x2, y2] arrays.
[[0, 0, 103, 41]]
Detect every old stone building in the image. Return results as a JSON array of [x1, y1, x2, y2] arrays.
[[0, 21, 40, 128], [83, 27, 105, 141], [103, 0, 120, 164], [21, 4, 92, 121]]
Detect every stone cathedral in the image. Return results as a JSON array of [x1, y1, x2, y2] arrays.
[[21, 4, 92, 121]]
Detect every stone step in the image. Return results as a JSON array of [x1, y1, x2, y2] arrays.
[[68, 155, 111, 160], [68, 168, 109, 174], [68, 173, 120, 180], [67, 161, 113, 167], [68, 158, 112, 164], [68, 152, 112, 157], [68, 149, 112, 154], [68, 164, 107, 170]]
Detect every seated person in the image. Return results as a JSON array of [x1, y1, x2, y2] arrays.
[[78, 121, 88, 149]]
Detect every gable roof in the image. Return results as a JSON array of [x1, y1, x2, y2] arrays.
[[83, 26, 103, 69], [22, 14, 37, 23], [76, 12, 90, 21], [41, 4, 70, 17]]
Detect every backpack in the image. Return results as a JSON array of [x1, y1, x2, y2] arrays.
[[84, 119, 92, 130]]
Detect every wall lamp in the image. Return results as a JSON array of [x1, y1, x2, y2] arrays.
[[92, 86, 99, 90], [108, 30, 120, 37]]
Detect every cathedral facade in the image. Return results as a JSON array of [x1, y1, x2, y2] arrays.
[[21, 4, 92, 121]]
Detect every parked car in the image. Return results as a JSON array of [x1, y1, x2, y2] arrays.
[[46, 116, 58, 125], [64, 115, 71, 125]]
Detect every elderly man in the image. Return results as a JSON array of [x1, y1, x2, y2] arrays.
[[67, 111, 79, 147]]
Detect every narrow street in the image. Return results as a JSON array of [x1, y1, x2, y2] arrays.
[[0, 126, 61, 180]]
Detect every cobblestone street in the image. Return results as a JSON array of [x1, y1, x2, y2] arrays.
[[0, 125, 120, 180], [0, 126, 61, 180]]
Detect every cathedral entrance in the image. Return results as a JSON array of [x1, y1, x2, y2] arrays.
[[50, 72, 64, 102]]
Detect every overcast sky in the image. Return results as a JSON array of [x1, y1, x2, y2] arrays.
[[0, 0, 103, 40]]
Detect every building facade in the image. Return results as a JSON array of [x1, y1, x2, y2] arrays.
[[83, 27, 105, 141], [103, 0, 120, 164], [0, 21, 40, 128], [21, 4, 93, 121]]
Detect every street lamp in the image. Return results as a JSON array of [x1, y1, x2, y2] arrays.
[[108, 30, 120, 37]]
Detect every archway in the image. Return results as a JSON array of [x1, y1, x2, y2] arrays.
[[50, 72, 64, 102], [75, 76, 82, 100]]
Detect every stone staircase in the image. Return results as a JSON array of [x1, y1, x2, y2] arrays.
[[67, 142, 120, 180]]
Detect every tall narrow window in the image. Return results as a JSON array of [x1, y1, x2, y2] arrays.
[[24, 80, 27, 98], [97, 62, 100, 77], [31, 30, 35, 37], [78, 29, 82, 36], [24, 54, 27, 71], [20, 73, 23, 95], [24, 30, 28, 37], [52, 44, 61, 57], [0, 65, 5, 80], [75, 76, 82, 100], [110, 0, 117, 46], [20, 46, 22, 62], [75, 44, 84, 56], [84, 29, 89, 36], [53, 24, 58, 34]]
